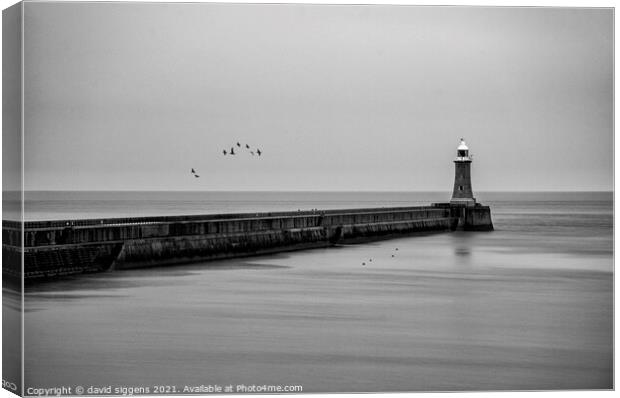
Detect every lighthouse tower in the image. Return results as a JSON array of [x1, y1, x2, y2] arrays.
[[450, 138, 476, 207]]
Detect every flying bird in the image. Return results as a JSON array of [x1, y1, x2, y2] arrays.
[[245, 144, 250, 149], [191, 168, 196, 174], [194, 174, 200, 178], [222, 150, 227, 155], [230, 147, 235, 155], [236, 142, 241, 147], [256, 149, 262, 156]]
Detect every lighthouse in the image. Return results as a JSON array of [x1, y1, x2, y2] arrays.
[[432, 138, 492, 230], [450, 138, 476, 207]]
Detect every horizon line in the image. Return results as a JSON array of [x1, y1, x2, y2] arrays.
[[13, 189, 615, 193]]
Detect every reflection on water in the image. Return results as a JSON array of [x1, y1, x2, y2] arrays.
[[23, 192, 612, 392]]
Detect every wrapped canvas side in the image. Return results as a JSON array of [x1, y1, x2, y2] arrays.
[[2, 2, 23, 396]]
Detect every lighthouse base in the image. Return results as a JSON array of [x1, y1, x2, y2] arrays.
[[432, 203, 494, 231], [450, 198, 476, 207]]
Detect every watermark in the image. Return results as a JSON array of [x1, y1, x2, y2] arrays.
[[2, 379, 18, 392], [25, 384, 303, 396], [234, 385, 303, 394]]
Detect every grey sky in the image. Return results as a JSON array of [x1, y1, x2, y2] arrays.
[[21, 3, 613, 191]]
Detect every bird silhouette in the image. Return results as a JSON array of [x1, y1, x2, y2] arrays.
[[191, 168, 196, 174], [230, 147, 235, 155], [236, 142, 241, 147], [222, 150, 227, 155], [245, 144, 250, 149], [194, 174, 200, 178], [256, 149, 262, 156]]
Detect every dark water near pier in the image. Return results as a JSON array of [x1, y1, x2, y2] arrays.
[[17, 191, 612, 392]]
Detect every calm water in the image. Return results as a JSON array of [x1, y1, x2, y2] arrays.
[[15, 191, 453, 221], [14, 191, 613, 392]]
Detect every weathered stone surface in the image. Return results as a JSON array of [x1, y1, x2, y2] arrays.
[[2, 205, 492, 281]]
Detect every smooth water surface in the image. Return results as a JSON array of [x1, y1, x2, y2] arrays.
[[22, 192, 613, 392]]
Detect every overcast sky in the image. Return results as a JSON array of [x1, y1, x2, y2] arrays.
[[21, 3, 612, 191]]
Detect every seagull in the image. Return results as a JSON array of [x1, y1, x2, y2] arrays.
[[194, 174, 200, 178], [230, 147, 235, 155], [191, 168, 196, 174], [236, 142, 241, 147], [223, 150, 227, 155], [256, 149, 262, 156], [245, 144, 250, 149]]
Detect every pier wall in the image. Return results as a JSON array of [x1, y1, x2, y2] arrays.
[[3, 205, 492, 280], [463, 206, 494, 231], [431, 203, 494, 231]]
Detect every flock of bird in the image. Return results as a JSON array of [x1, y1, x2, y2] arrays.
[[190, 142, 263, 178], [223, 142, 262, 157], [362, 247, 398, 266]]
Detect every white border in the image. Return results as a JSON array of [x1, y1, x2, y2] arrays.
[[0, 1, 616, 398]]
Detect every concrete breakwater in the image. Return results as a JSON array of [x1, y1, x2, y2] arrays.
[[2, 205, 492, 280]]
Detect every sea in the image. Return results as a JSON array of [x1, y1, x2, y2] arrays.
[[6, 191, 614, 392]]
